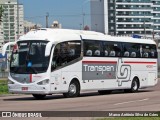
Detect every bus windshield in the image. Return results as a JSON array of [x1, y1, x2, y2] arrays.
[[10, 40, 50, 74]]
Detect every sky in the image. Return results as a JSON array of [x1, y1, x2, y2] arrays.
[[19, 0, 91, 29]]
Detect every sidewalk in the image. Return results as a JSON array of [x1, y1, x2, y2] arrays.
[[0, 78, 7, 80]]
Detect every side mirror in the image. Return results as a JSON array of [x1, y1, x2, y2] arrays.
[[45, 41, 53, 56], [2, 42, 16, 56]]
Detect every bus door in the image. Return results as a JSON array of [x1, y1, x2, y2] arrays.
[[50, 46, 63, 92]]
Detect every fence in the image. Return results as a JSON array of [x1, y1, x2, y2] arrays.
[[0, 71, 8, 78]]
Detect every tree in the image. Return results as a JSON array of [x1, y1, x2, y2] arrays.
[[0, 5, 4, 23]]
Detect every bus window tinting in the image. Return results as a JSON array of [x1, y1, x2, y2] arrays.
[[84, 40, 103, 57], [141, 44, 157, 58], [83, 40, 157, 59], [51, 41, 81, 70], [123, 43, 140, 58], [103, 42, 122, 57]]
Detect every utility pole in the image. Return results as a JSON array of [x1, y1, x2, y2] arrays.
[[46, 12, 49, 28], [82, 0, 89, 30], [82, 11, 85, 29]]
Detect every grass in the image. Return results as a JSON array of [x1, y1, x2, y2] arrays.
[[0, 80, 8, 95], [98, 117, 160, 120]]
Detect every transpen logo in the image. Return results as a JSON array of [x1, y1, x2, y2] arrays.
[[83, 64, 115, 74], [117, 59, 131, 86], [82, 61, 117, 80]]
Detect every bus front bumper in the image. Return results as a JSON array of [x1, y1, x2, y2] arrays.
[[8, 84, 51, 95]]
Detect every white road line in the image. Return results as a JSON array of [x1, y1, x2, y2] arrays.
[[114, 98, 149, 106]]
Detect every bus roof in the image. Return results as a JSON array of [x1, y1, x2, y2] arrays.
[[19, 28, 156, 45]]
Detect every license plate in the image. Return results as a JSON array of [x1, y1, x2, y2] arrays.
[[22, 87, 28, 91]]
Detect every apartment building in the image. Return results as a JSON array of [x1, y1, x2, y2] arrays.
[[0, 0, 24, 52], [91, 0, 160, 37]]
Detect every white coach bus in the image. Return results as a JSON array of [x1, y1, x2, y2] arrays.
[[2, 29, 158, 99]]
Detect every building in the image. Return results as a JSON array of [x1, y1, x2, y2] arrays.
[[91, 0, 160, 37], [24, 20, 42, 34], [51, 21, 62, 29], [0, 0, 24, 52]]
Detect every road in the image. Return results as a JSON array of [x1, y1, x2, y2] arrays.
[[0, 80, 160, 120]]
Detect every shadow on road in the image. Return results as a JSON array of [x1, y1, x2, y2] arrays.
[[3, 89, 154, 101]]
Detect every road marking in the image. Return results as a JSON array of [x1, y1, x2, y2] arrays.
[[114, 98, 149, 106]]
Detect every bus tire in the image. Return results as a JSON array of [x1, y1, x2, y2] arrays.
[[32, 94, 46, 99], [98, 90, 112, 95], [63, 81, 80, 98], [124, 77, 139, 93]]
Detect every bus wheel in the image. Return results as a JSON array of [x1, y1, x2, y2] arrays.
[[63, 81, 80, 98], [32, 94, 46, 99], [124, 77, 139, 93], [98, 90, 112, 95]]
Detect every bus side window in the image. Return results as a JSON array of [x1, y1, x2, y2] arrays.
[[131, 52, 136, 58], [150, 45, 157, 58], [143, 52, 149, 58], [86, 50, 92, 56], [113, 43, 122, 57], [51, 45, 62, 71], [124, 51, 129, 57], [109, 51, 115, 57], [104, 50, 108, 56], [141, 44, 154, 58], [84, 40, 102, 57], [94, 50, 100, 56], [151, 51, 154, 57], [103, 42, 110, 57], [61, 41, 81, 63], [103, 41, 122, 57], [123, 43, 140, 58]]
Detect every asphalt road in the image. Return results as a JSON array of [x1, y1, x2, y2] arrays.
[[0, 80, 160, 120]]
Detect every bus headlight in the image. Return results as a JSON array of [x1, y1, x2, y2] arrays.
[[8, 79, 14, 84], [37, 79, 49, 85]]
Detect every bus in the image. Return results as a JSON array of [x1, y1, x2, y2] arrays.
[[2, 29, 158, 99]]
